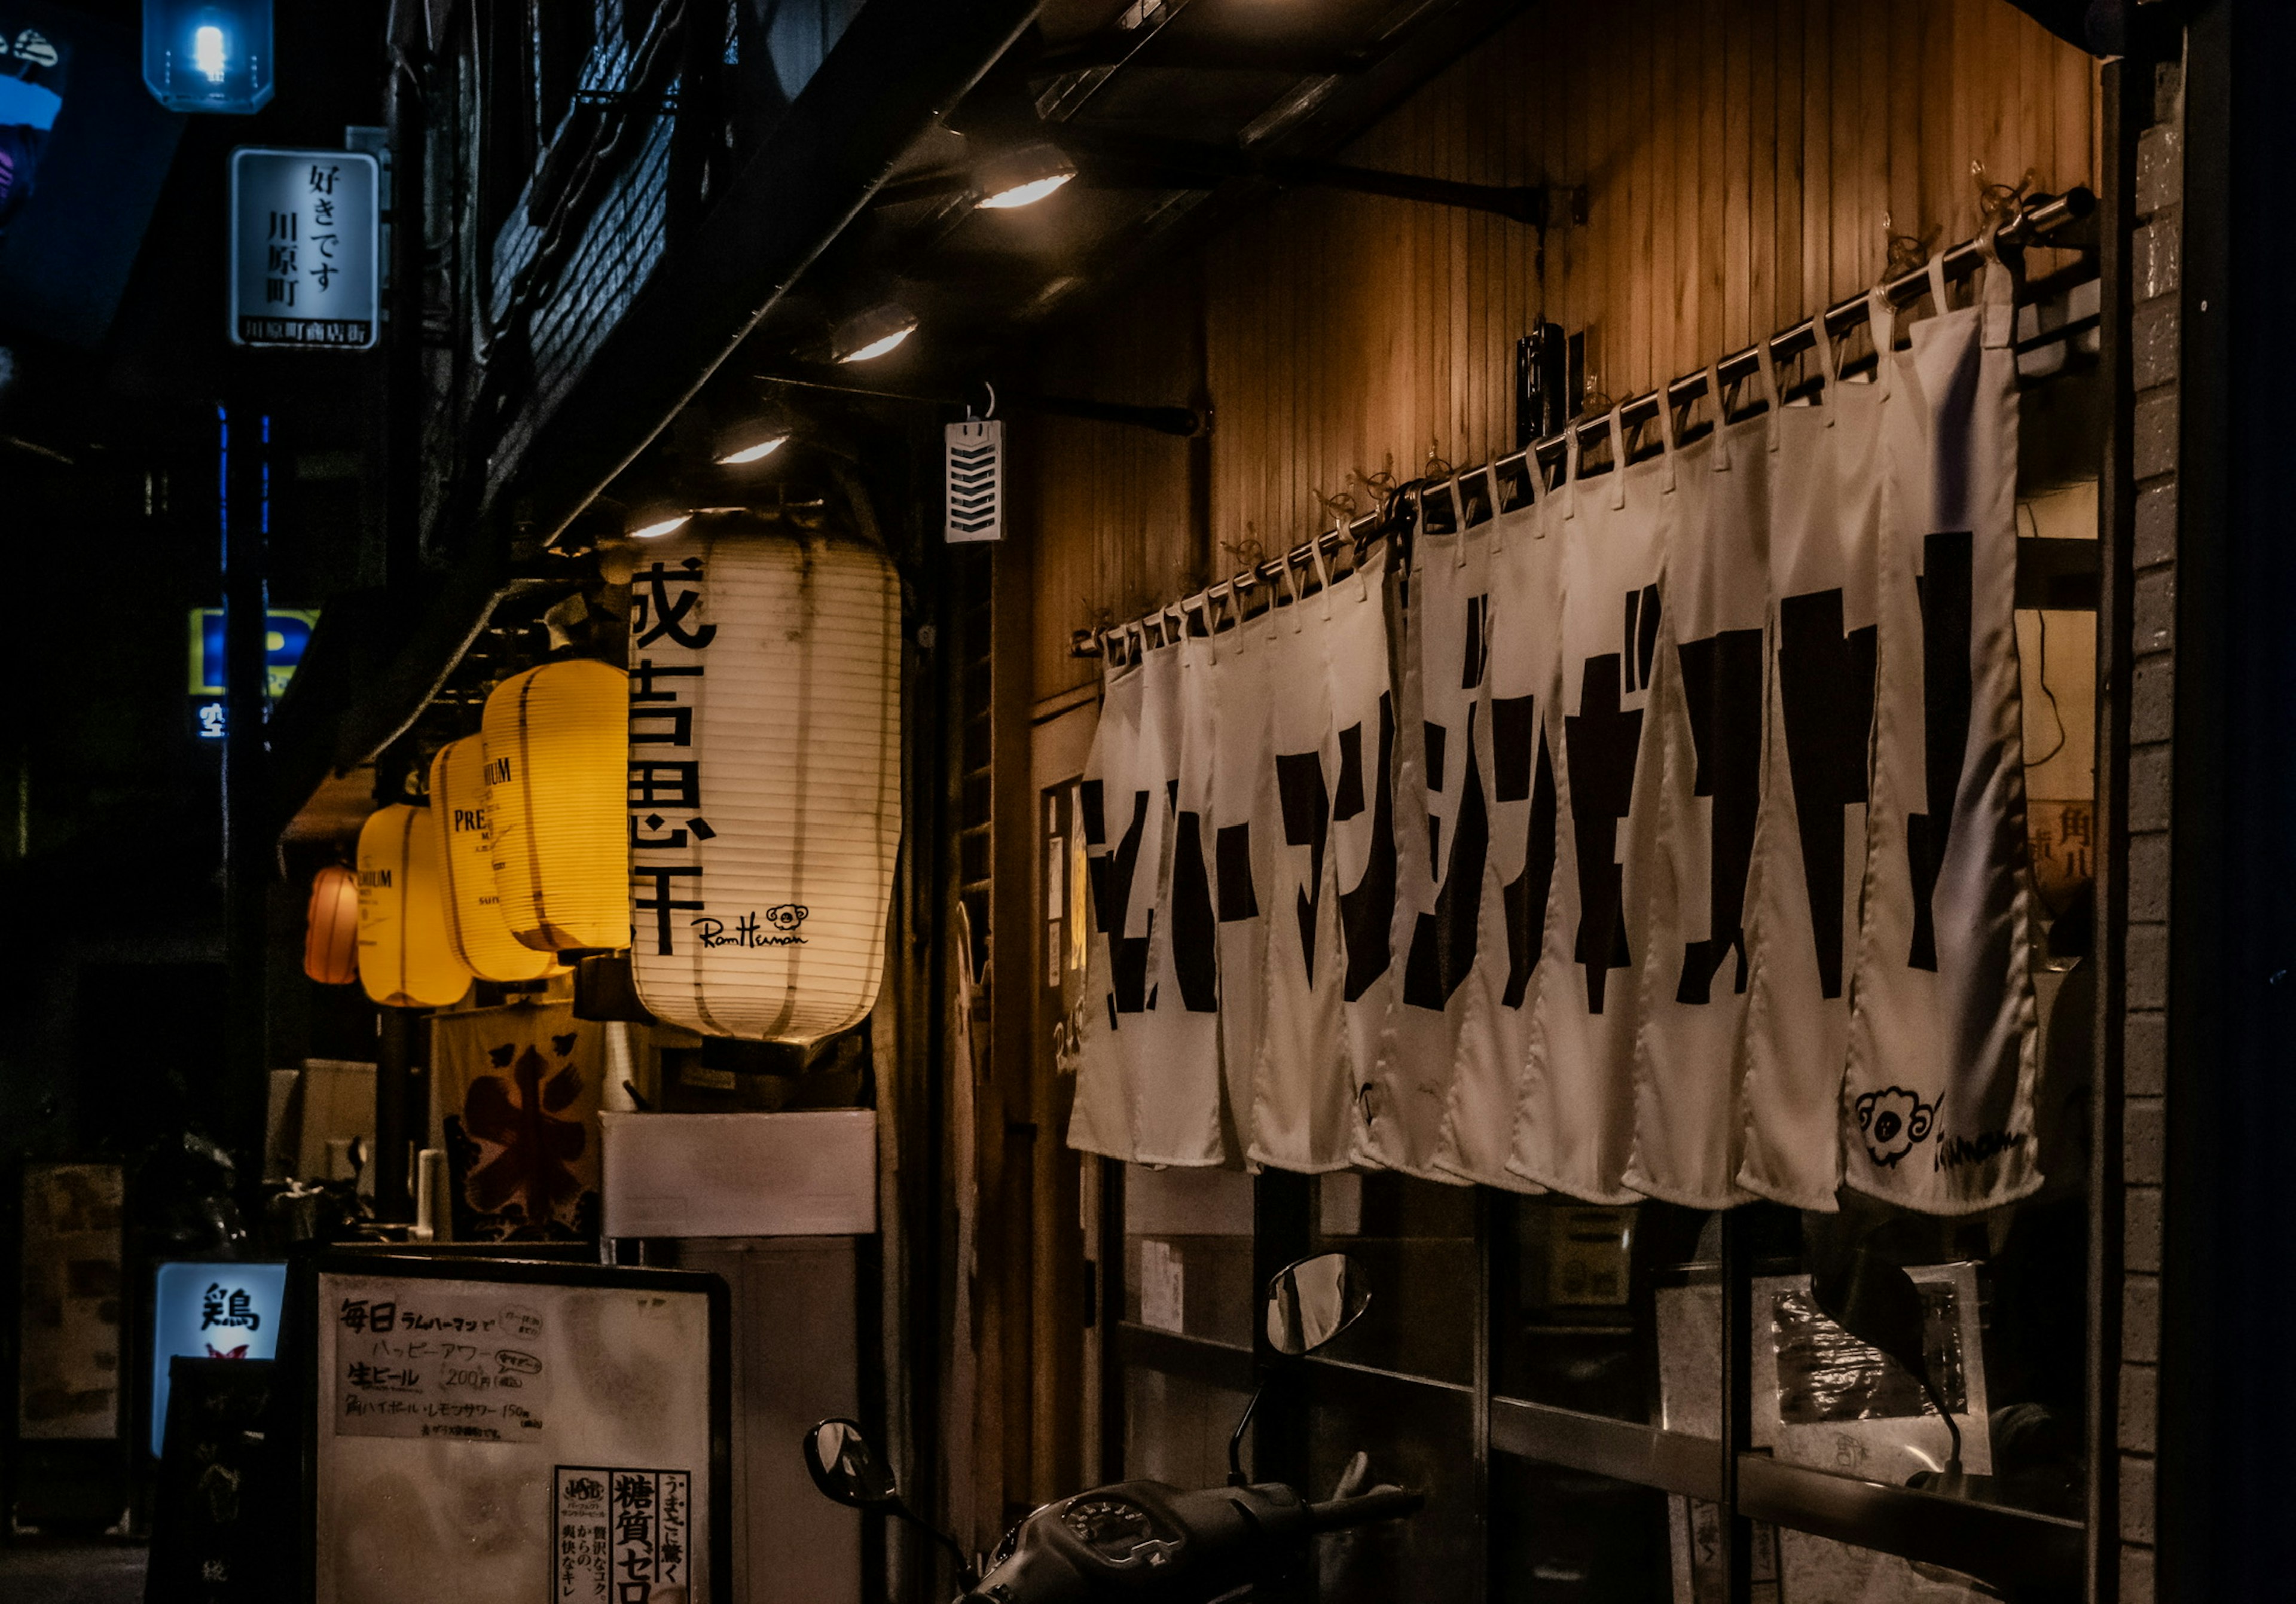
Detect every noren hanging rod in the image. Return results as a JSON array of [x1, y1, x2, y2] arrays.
[[1069, 187, 2095, 660]]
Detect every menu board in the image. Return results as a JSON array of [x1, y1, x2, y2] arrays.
[[309, 1257, 724, 1604], [329, 1279, 552, 1443]]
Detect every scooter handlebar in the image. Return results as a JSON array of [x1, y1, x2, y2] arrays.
[[1305, 1487, 1425, 1532]]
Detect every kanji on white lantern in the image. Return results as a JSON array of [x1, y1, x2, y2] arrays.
[[627, 523, 903, 1043], [356, 804, 472, 1009], [483, 658, 633, 952]]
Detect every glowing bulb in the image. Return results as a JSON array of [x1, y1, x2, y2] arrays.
[[842, 326, 912, 363], [827, 304, 918, 364], [193, 25, 227, 84], [715, 435, 788, 466], [978, 172, 1073, 210], [630, 513, 691, 540]]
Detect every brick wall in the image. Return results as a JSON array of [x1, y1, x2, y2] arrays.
[[2116, 47, 2183, 1604]]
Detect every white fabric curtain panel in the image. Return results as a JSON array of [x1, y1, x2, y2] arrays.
[[1377, 481, 1506, 1183], [1622, 377, 1771, 1210], [1436, 486, 1563, 1193], [1736, 308, 1888, 1211], [1846, 247, 2042, 1214], [1064, 258, 2041, 1217], [1509, 408, 1674, 1205]]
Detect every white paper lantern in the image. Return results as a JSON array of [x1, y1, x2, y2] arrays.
[[626, 523, 903, 1043]]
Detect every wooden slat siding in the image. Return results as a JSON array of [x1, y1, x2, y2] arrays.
[[1750, 1, 1776, 343], [1727, 1, 1752, 367], [1775, 0, 1803, 336], [1019, 0, 2096, 701], [1803, 0, 1831, 329]]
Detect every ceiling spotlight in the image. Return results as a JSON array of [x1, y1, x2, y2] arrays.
[[714, 426, 789, 466], [976, 144, 1076, 210], [831, 303, 918, 364], [626, 503, 692, 540]]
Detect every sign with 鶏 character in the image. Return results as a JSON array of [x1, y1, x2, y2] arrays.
[[148, 1259, 285, 1455], [228, 146, 377, 349]]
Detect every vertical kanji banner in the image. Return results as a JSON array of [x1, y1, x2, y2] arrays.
[[1067, 657, 1147, 1162], [1329, 545, 1406, 1169], [1151, 625, 1234, 1163], [1625, 396, 1771, 1208], [1210, 591, 1282, 1167], [1512, 413, 1672, 1203], [1846, 250, 2041, 1213], [1070, 630, 1231, 1168], [1436, 490, 1559, 1191], [1251, 551, 1387, 1172], [1738, 323, 1886, 1210], [1373, 484, 1499, 1181]]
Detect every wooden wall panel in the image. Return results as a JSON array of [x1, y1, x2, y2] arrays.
[[1023, 0, 2099, 701]]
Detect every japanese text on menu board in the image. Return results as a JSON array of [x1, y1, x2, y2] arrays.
[[229, 148, 378, 350], [331, 1285, 552, 1442], [555, 1466, 692, 1603]]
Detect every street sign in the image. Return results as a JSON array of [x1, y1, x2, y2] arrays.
[[228, 146, 377, 349], [187, 606, 319, 739]]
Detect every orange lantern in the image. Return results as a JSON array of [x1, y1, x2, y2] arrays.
[[303, 862, 359, 985]]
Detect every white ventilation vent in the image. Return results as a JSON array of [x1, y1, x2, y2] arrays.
[[945, 418, 1004, 543]]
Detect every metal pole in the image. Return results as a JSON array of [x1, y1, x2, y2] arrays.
[[374, 1004, 416, 1220], [221, 406, 271, 1178]]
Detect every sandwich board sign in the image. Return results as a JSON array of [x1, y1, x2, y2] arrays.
[[228, 146, 377, 349]]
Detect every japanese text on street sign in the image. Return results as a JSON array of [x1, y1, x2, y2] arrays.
[[229, 148, 378, 350]]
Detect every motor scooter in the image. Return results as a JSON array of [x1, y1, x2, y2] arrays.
[[804, 1251, 1422, 1603]]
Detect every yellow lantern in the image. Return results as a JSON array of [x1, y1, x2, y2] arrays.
[[428, 736, 559, 982], [483, 658, 633, 952], [356, 804, 473, 1008], [627, 525, 903, 1043], [303, 863, 359, 985]]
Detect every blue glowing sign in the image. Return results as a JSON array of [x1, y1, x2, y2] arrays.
[[186, 606, 316, 740], [149, 1260, 285, 1456], [142, 0, 272, 115], [187, 606, 317, 695]]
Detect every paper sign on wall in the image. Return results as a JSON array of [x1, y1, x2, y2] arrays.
[[554, 1466, 692, 1603]]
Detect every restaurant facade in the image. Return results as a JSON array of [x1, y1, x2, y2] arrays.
[[17, 2, 2292, 1601]]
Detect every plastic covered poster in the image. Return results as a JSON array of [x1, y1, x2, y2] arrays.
[[1657, 1264, 1993, 1603], [307, 1255, 726, 1604]]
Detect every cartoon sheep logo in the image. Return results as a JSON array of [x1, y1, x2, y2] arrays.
[[1854, 1086, 1937, 1168]]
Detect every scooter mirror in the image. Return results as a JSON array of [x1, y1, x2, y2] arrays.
[[1265, 1252, 1371, 1356], [803, 1417, 900, 1508]]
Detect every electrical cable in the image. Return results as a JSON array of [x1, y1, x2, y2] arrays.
[[2018, 499, 2071, 769]]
